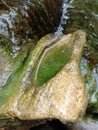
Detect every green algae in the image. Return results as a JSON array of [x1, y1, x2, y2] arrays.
[[33, 35, 74, 85], [0, 46, 30, 107], [0, 37, 33, 107], [35, 44, 71, 85]]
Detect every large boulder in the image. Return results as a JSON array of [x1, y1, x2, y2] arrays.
[[0, 30, 88, 129]]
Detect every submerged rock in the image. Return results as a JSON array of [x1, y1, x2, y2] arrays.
[[0, 30, 87, 129]]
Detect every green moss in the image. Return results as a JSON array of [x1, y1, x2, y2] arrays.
[[0, 44, 31, 107], [0, 68, 22, 107], [34, 42, 71, 85]]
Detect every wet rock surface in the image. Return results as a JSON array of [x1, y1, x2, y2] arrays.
[[0, 0, 62, 50], [0, 30, 87, 129]]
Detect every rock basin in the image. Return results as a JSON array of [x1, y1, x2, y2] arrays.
[[0, 30, 88, 129]]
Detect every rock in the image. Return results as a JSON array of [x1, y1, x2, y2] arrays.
[[0, 47, 13, 87], [0, 0, 63, 48], [0, 30, 88, 128], [80, 58, 97, 114], [66, 119, 98, 130]]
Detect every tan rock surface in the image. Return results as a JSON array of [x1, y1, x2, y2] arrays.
[[0, 30, 88, 126]]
